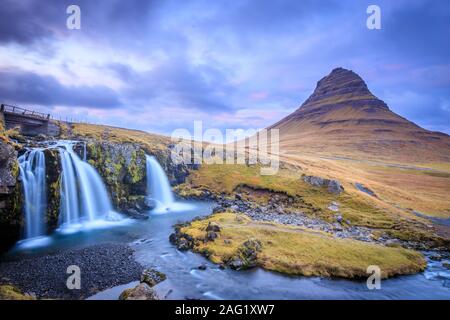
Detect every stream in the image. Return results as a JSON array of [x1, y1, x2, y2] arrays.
[[3, 201, 448, 300]]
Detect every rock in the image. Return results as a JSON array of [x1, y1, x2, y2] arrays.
[[429, 254, 443, 261], [140, 269, 166, 287], [303, 175, 344, 194], [123, 208, 149, 220], [119, 283, 159, 300], [327, 180, 344, 194], [228, 258, 245, 270], [355, 183, 376, 197], [198, 264, 207, 270], [169, 231, 194, 251], [212, 204, 223, 213], [206, 231, 218, 241], [442, 262, 450, 270], [336, 215, 343, 224], [206, 222, 221, 232], [144, 197, 157, 210], [0, 140, 22, 250], [34, 134, 48, 142], [177, 238, 192, 250], [328, 204, 340, 212], [228, 238, 262, 270], [230, 205, 240, 212], [224, 239, 232, 245]]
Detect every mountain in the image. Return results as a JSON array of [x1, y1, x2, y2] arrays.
[[269, 67, 450, 163]]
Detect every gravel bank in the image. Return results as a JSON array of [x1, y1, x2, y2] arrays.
[[0, 243, 142, 299]]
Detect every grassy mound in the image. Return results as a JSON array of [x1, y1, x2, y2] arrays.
[[181, 212, 427, 279]]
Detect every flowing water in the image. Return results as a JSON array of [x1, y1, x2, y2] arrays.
[[146, 155, 192, 213], [7, 144, 450, 300], [18, 149, 47, 239], [6, 201, 449, 300], [57, 141, 119, 232]]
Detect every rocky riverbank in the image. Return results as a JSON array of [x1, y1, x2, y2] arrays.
[[177, 189, 449, 252], [0, 243, 143, 299], [170, 212, 428, 278]]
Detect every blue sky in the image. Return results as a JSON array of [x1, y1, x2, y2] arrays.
[[0, 0, 449, 135]]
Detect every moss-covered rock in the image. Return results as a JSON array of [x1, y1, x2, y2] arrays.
[[83, 141, 147, 210], [0, 140, 22, 250], [44, 148, 61, 232]]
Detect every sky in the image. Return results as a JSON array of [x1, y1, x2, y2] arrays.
[[0, 0, 449, 136]]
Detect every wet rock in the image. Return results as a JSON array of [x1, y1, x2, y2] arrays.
[[228, 258, 245, 270], [144, 197, 157, 210], [140, 269, 166, 287], [442, 262, 450, 270], [429, 254, 443, 261], [119, 283, 159, 300], [206, 221, 221, 232], [123, 208, 149, 220], [198, 264, 207, 270], [169, 230, 194, 251]]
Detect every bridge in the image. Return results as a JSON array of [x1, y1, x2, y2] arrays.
[[1, 104, 60, 137]]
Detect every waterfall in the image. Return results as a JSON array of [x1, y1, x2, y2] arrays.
[[146, 155, 192, 213], [57, 141, 117, 230], [18, 149, 47, 239], [146, 155, 174, 211]]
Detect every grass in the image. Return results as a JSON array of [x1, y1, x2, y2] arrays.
[[0, 285, 34, 300], [70, 123, 172, 154], [181, 163, 398, 227], [179, 162, 448, 246], [181, 212, 427, 279]]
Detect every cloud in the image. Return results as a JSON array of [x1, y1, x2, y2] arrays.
[[0, 0, 449, 135], [0, 69, 122, 108]]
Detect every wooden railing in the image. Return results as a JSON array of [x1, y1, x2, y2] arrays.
[[1, 103, 50, 120]]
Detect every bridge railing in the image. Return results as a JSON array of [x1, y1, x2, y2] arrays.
[[0, 104, 50, 120]]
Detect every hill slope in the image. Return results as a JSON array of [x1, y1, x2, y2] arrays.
[[269, 67, 450, 163]]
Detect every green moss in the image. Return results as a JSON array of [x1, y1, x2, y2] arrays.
[[0, 285, 35, 300]]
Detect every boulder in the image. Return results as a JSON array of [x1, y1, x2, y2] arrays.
[[206, 231, 218, 241], [119, 283, 159, 300], [141, 269, 167, 287], [206, 221, 221, 232], [303, 175, 344, 195], [228, 238, 262, 270]]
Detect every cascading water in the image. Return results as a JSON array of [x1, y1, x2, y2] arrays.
[[146, 155, 174, 211], [146, 155, 192, 213], [18, 149, 47, 239], [57, 141, 119, 231]]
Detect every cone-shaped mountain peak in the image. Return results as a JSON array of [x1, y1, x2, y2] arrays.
[[269, 67, 450, 162], [299, 67, 388, 112]]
